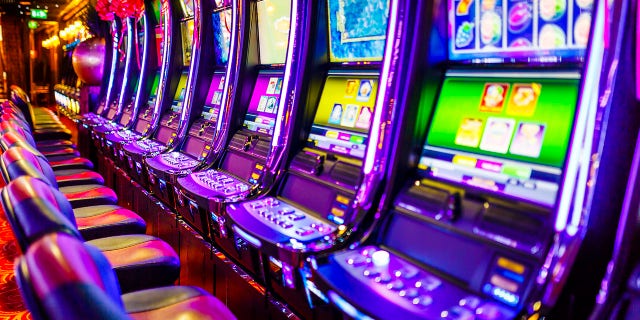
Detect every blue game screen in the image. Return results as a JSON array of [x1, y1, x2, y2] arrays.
[[326, 0, 390, 62], [212, 9, 232, 66], [449, 0, 593, 62]]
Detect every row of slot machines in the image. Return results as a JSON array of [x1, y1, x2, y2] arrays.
[[66, 0, 640, 318]]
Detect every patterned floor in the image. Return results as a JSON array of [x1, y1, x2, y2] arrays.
[[0, 213, 30, 320]]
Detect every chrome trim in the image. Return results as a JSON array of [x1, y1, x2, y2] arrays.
[[172, 0, 202, 149], [115, 17, 136, 121], [102, 19, 121, 117], [147, 0, 174, 138]]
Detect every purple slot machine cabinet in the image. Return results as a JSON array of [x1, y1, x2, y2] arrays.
[[104, 0, 166, 167], [176, 0, 301, 269], [93, 4, 160, 155], [221, 0, 407, 317], [82, 18, 127, 125], [144, 0, 231, 210], [121, 0, 199, 185], [308, 0, 610, 318]]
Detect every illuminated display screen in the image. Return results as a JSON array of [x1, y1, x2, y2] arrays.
[[136, 30, 144, 69], [149, 73, 160, 98], [181, 19, 194, 66], [242, 73, 283, 135], [202, 73, 225, 122], [418, 76, 580, 206], [306, 75, 378, 159], [326, 0, 389, 62], [170, 72, 189, 112], [449, 0, 593, 62], [151, 0, 161, 23], [117, 34, 128, 69], [257, 0, 291, 65], [213, 0, 231, 9], [155, 25, 163, 67], [180, 0, 194, 17], [212, 9, 232, 65]]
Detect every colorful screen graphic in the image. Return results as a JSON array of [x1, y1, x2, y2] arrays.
[[326, 0, 389, 62], [203, 73, 225, 122], [149, 73, 160, 99], [306, 75, 378, 159], [117, 33, 128, 69], [257, 0, 291, 65], [181, 19, 194, 66], [213, 0, 231, 9], [179, 0, 194, 17], [170, 72, 189, 112], [242, 73, 282, 135], [419, 76, 580, 206], [212, 9, 232, 65], [155, 25, 163, 67], [450, 0, 593, 62]]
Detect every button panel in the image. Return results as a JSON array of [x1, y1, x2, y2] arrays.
[[242, 197, 337, 242], [333, 246, 515, 319], [159, 151, 199, 169], [192, 169, 250, 196], [134, 139, 164, 153]]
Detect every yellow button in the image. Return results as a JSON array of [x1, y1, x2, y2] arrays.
[[331, 207, 345, 217], [255, 164, 264, 170], [452, 155, 477, 167], [336, 195, 350, 205], [497, 257, 525, 274], [251, 173, 260, 180]]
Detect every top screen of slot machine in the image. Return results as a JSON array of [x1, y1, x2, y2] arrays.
[[180, 0, 195, 17], [450, 0, 594, 62], [326, 0, 389, 62], [181, 19, 194, 66], [257, 0, 292, 65], [212, 6, 232, 65]]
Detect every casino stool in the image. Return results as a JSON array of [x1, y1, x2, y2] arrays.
[[6, 88, 73, 141], [0, 124, 79, 158], [3, 177, 180, 292], [0, 147, 117, 208], [0, 130, 93, 170], [0, 145, 104, 187], [15, 233, 236, 320]]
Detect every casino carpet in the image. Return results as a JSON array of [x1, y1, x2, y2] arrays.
[[0, 212, 30, 320]]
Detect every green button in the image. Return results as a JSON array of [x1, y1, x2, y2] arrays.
[[350, 135, 364, 144], [502, 165, 531, 179]]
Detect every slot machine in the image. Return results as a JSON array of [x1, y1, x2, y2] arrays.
[[309, 0, 609, 318], [103, 0, 164, 168], [221, 0, 402, 316], [121, 0, 198, 184], [82, 18, 125, 125], [176, 0, 301, 268], [144, 0, 229, 208], [92, 7, 157, 154]]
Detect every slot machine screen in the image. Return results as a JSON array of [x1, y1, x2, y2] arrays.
[[449, 0, 594, 62], [149, 73, 160, 99], [151, 0, 161, 23], [203, 74, 225, 122], [242, 73, 282, 135], [181, 19, 195, 66], [306, 75, 378, 159], [257, 0, 292, 65], [179, 0, 195, 17], [118, 34, 128, 69], [155, 25, 163, 67], [170, 72, 189, 112], [326, 0, 390, 62], [418, 76, 580, 206], [213, 0, 231, 9], [212, 9, 232, 65]]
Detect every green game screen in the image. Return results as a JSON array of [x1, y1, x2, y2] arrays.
[[306, 75, 378, 159], [426, 77, 579, 168]]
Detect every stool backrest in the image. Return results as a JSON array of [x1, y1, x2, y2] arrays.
[[15, 232, 127, 320]]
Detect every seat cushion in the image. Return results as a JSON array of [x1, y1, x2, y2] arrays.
[[36, 139, 76, 149], [54, 169, 105, 187], [74, 205, 147, 241], [87, 235, 180, 293], [123, 286, 236, 320], [59, 184, 118, 208], [40, 147, 80, 158], [47, 154, 94, 170]]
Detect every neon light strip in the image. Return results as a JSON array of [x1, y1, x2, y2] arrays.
[[362, 0, 398, 175]]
